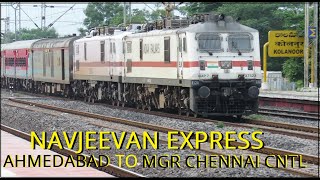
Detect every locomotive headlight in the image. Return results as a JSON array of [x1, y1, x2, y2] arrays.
[[198, 86, 211, 98], [248, 86, 259, 99], [219, 61, 232, 69]]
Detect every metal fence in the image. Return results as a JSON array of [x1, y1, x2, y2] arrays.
[[262, 71, 296, 91]]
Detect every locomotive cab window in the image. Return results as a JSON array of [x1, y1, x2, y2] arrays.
[[197, 33, 221, 52], [228, 33, 252, 53]]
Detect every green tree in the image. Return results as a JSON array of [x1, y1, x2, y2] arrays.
[[130, 8, 149, 23], [2, 28, 59, 43], [83, 2, 123, 28], [78, 27, 87, 36], [82, 2, 167, 33], [282, 57, 304, 82], [149, 8, 166, 21], [178, 2, 223, 16]]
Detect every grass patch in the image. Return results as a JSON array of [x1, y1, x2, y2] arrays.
[[247, 114, 263, 120], [252, 127, 261, 131], [216, 122, 224, 128]]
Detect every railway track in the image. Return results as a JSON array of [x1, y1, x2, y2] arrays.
[[2, 100, 319, 177], [0, 124, 144, 177], [5, 98, 319, 165], [258, 107, 319, 121], [6, 96, 319, 141], [3, 90, 318, 134]]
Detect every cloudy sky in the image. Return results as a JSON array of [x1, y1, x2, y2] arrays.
[[1, 2, 176, 36]]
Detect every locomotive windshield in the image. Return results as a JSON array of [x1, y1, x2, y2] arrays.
[[197, 33, 221, 52], [228, 33, 252, 52]]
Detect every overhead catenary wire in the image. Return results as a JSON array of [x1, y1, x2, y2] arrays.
[[31, 8, 84, 20], [143, 2, 156, 12], [46, 4, 76, 29], [7, 19, 83, 24], [20, 7, 40, 29]]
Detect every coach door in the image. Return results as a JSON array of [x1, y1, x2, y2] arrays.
[[61, 49, 65, 80], [110, 41, 115, 77], [124, 40, 133, 78], [177, 34, 185, 81]]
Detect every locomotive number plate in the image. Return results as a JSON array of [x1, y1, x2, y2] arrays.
[[244, 74, 256, 77]]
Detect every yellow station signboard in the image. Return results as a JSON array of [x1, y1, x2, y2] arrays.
[[268, 30, 304, 57]]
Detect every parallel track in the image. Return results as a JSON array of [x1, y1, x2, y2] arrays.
[[259, 107, 318, 121]]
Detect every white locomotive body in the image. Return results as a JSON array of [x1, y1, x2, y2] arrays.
[[72, 14, 262, 117], [2, 13, 262, 118]]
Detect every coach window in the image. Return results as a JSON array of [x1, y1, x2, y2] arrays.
[[9, 58, 12, 66], [113, 42, 116, 54], [183, 37, 187, 52], [179, 38, 182, 52], [84, 43, 87, 61], [197, 33, 221, 53], [127, 41, 132, 53], [100, 41, 105, 62], [228, 33, 252, 53], [139, 39, 143, 60], [164, 37, 170, 62]]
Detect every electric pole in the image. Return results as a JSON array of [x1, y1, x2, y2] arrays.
[[123, 2, 126, 27], [41, 2, 46, 29], [313, 2, 318, 88], [129, 2, 131, 24], [11, 3, 18, 41], [0, 3, 11, 43], [304, 2, 309, 88], [18, 3, 21, 31]]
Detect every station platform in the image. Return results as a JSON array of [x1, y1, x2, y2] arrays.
[[258, 89, 318, 113], [1, 130, 113, 177], [259, 89, 319, 102]]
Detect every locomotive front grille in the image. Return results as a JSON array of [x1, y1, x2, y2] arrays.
[[196, 95, 247, 115]]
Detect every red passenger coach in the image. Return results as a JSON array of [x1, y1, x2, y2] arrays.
[[2, 39, 40, 89], [1, 44, 7, 84]]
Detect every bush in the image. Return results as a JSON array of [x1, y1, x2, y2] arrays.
[[282, 57, 304, 83]]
